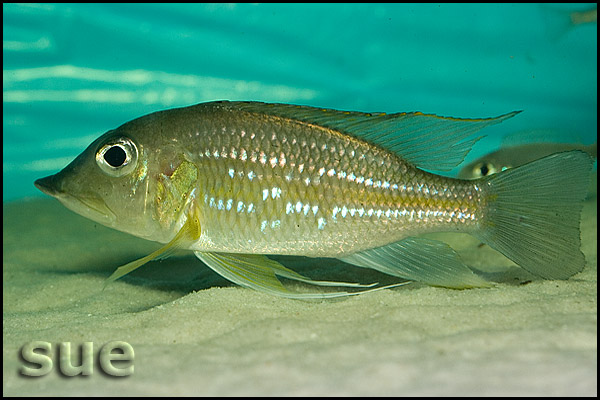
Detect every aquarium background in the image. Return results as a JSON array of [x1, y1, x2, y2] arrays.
[[3, 3, 597, 202]]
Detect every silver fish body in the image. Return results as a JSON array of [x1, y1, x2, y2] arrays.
[[35, 101, 593, 298], [186, 108, 483, 257]]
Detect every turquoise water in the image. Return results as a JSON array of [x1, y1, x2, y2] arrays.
[[3, 3, 597, 201]]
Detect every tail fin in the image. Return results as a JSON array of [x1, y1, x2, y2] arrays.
[[476, 151, 593, 279]]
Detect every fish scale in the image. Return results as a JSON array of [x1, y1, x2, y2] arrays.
[[191, 112, 482, 256]]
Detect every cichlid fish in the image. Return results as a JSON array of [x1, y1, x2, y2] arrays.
[[458, 140, 597, 179], [540, 4, 597, 40], [35, 101, 593, 298]]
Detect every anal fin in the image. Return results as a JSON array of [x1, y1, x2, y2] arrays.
[[340, 237, 491, 289], [194, 252, 407, 299]]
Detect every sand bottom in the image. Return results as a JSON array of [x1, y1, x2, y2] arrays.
[[3, 197, 597, 396]]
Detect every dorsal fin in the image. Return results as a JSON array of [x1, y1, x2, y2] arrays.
[[221, 101, 520, 171]]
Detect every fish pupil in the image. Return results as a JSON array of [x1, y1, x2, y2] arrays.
[[104, 145, 127, 167], [479, 164, 490, 176]]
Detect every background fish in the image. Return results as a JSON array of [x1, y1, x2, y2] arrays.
[[540, 4, 597, 40], [458, 140, 597, 179], [35, 101, 593, 298], [457, 131, 597, 200]]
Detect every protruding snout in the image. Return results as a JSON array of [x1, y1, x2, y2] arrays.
[[34, 175, 63, 197]]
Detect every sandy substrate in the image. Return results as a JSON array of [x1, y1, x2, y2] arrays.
[[3, 197, 597, 396]]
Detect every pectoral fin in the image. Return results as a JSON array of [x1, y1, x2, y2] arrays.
[[194, 252, 406, 299], [340, 237, 492, 289], [104, 208, 201, 286]]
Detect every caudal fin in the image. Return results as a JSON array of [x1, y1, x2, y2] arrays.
[[476, 150, 593, 279]]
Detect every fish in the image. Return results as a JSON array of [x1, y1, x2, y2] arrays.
[[458, 138, 597, 179], [540, 5, 597, 40], [34, 101, 593, 299]]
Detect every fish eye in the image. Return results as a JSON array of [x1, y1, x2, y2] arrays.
[[479, 163, 490, 177], [96, 137, 138, 177], [473, 162, 498, 178]]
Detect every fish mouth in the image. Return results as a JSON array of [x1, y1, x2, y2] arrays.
[[34, 176, 63, 197], [35, 176, 117, 225]]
